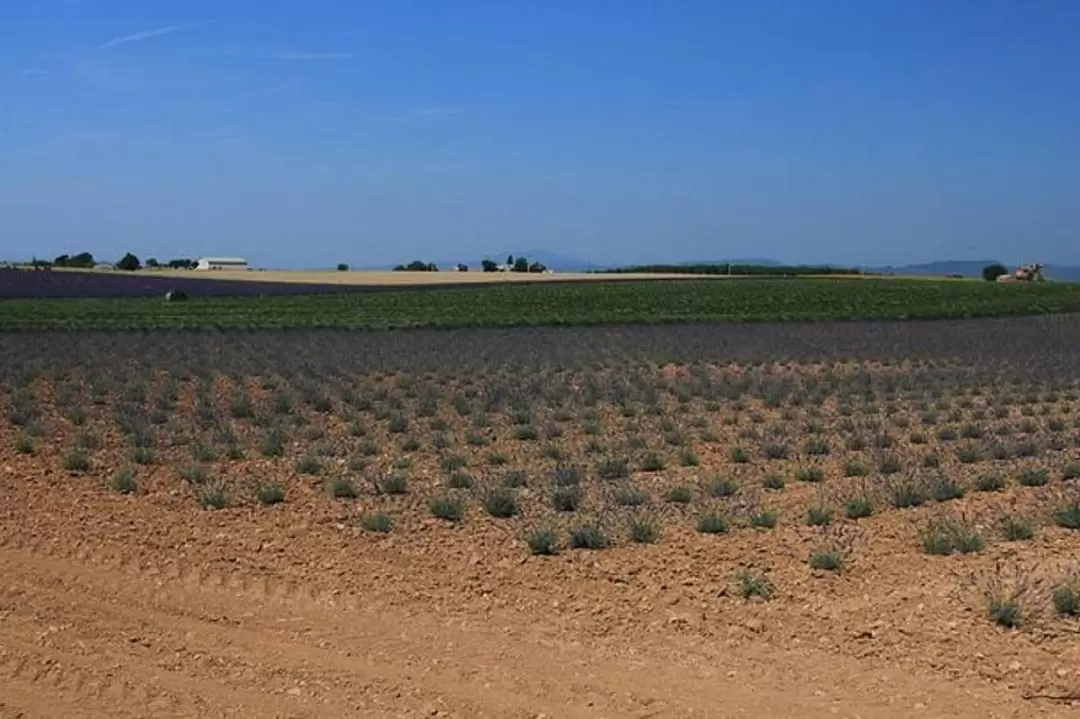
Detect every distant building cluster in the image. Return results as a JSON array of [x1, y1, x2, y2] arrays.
[[195, 257, 249, 271]]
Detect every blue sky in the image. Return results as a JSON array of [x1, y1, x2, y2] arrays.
[[2, 0, 1079, 268]]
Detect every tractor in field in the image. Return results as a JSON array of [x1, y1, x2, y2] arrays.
[[995, 263, 1045, 282]]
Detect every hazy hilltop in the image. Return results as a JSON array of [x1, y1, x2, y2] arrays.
[[865, 260, 1080, 281], [630, 257, 1080, 281]]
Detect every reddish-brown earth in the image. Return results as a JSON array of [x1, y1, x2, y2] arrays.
[[2, 331, 1079, 718], [4, 465, 1080, 719]]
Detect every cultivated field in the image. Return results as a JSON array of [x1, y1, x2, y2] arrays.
[[1, 267, 714, 301], [2, 317, 1079, 718], [5, 276, 1080, 329]]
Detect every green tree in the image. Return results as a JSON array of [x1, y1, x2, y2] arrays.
[[512, 256, 530, 272], [146, 258, 160, 268], [481, 259, 498, 272], [983, 263, 1008, 282], [68, 252, 95, 268], [393, 260, 438, 272], [337, 263, 349, 271], [116, 252, 141, 271]]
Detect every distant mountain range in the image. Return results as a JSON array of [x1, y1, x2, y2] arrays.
[[862, 260, 1080, 282], [675, 258, 1080, 282]]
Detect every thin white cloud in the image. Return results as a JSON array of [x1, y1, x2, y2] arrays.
[[272, 51, 353, 61], [98, 22, 202, 50], [361, 107, 463, 123], [231, 50, 354, 61]]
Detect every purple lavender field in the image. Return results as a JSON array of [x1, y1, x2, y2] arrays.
[[0, 269, 406, 300]]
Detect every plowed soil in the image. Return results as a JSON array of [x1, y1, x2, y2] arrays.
[[3, 452, 1079, 719], [2, 322, 1080, 718]]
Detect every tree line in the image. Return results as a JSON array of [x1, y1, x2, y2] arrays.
[[41, 252, 197, 271], [391, 255, 548, 273], [596, 263, 864, 276]]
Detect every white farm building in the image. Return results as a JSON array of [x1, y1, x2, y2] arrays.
[[195, 257, 249, 271]]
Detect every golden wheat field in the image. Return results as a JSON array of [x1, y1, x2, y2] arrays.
[[143, 268, 711, 285]]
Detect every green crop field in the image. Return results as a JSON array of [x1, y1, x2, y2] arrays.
[[3, 278, 1080, 331]]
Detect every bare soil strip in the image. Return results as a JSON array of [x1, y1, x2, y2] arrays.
[[0, 495, 1069, 719]]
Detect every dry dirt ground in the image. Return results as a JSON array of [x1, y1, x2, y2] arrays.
[[2, 350, 1079, 718], [4, 471, 1079, 719]]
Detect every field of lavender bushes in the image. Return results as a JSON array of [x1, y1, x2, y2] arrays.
[[3, 306, 1080, 713]]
